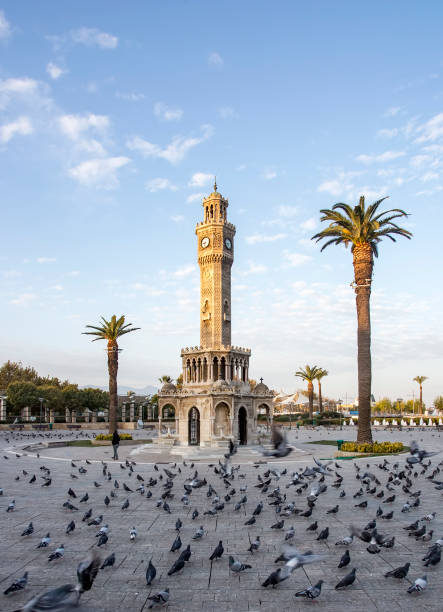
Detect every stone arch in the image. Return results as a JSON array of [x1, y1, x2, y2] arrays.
[[238, 406, 247, 445], [203, 358, 208, 382], [188, 406, 200, 446], [213, 357, 219, 381], [214, 401, 230, 436], [162, 403, 175, 419], [220, 356, 226, 380]]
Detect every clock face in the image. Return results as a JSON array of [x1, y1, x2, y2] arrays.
[[201, 237, 210, 248], [225, 238, 232, 250]]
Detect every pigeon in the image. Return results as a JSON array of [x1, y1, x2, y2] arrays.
[[192, 526, 205, 540], [37, 533, 51, 548], [178, 544, 191, 563], [7, 499, 15, 512], [306, 521, 318, 532], [167, 557, 185, 575], [170, 534, 182, 552], [147, 588, 169, 608], [130, 526, 137, 541], [385, 562, 410, 579], [335, 567, 357, 589], [244, 516, 256, 526], [3, 571, 28, 595], [68, 487, 77, 498], [209, 540, 224, 561], [79, 493, 89, 503], [48, 544, 65, 562], [21, 522, 34, 536], [248, 535, 261, 553], [97, 533, 108, 547], [88, 515, 103, 527], [407, 575, 427, 594], [63, 501, 78, 511], [335, 532, 353, 546], [229, 556, 252, 572], [295, 580, 323, 600], [146, 558, 156, 585], [175, 518, 183, 531], [13, 584, 77, 610], [121, 498, 129, 510], [327, 505, 339, 514], [338, 549, 351, 568], [423, 547, 441, 566], [101, 552, 115, 569], [82, 508, 92, 522], [66, 520, 75, 535], [317, 527, 329, 541], [76, 552, 101, 596], [262, 567, 286, 588], [285, 526, 295, 541]]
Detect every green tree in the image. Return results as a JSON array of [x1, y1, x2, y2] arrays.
[[37, 385, 63, 413], [7, 381, 39, 414], [83, 315, 140, 433], [150, 393, 159, 419], [295, 365, 322, 418], [78, 388, 109, 413], [176, 374, 183, 390], [0, 361, 39, 390], [413, 376, 428, 414], [62, 384, 82, 412], [158, 375, 172, 384], [434, 396, 443, 411], [373, 397, 393, 413], [314, 368, 328, 413], [312, 196, 412, 442]]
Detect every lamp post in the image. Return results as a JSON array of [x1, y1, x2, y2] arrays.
[[338, 399, 343, 430], [397, 398, 403, 419], [38, 397, 44, 424]]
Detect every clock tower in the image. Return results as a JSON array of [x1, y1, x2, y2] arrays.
[[195, 180, 236, 349]]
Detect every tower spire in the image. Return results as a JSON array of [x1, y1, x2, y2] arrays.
[[214, 176, 217, 192]]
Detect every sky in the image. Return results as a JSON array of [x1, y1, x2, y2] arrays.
[[1, 1, 442, 406]]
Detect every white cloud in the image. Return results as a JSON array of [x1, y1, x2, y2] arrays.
[[0, 10, 11, 41], [50, 284, 63, 291], [283, 250, 312, 267], [186, 192, 205, 203], [415, 113, 443, 143], [71, 27, 118, 49], [219, 107, 238, 119], [246, 261, 268, 275], [189, 172, 212, 187], [154, 102, 183, 121], [170, 215, 184, 223], [376, 128, 398, 139], [78, 138, 106, 155], [37, 257, 56, 264], [127, 124, 213, 164], [10, 293, 36, 305], [0, 77, 38, 96], [0, 116, 33, 143], [173, 264, 196, 278], [2, 269, 21, 278], [208, 52, 223, 66], [115, 91, 145, 101], [421, 171, 439, 182], [46, 62, 66, 80], [263, 169, 277, 180], [245, 233, 286, 245], [356, 151, 406, 164], [145, 177, 178, 192], [410, 155, 431, 168], [67, 270, 80, 276], [317, 171, 358, 196], [300, 217, 317, 231], [278, 205, 298, 217], [58, 113, 109, 140], [384, 106, 402, 117], [68, 156, 130, 188]]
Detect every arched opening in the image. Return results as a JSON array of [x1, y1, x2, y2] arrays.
[[214, 402, 230, 436], [258, 403, 271, 430], [238, 406, 247, 445], [188, 407, 200, 446], [162, 404, 175, 420], [203, 358, 208, 382], [213, 357, 218, 381], [220, 356, 226, 380]]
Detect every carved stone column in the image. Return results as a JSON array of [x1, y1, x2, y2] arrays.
[[71, 410, 77, 423], [121, 406, 126, 423], [129, 402, 135, 422], [65, 408, 71, 423], [49, 408, 54, 423], [92, 411, 97, 424]]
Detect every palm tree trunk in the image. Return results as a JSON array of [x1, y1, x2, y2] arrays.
[[419, 384, 423, 413], [353, 244, 373, 443], [308, 381, 314, 418], [108, 340, 118, 434], [318, 381, 323, 413]]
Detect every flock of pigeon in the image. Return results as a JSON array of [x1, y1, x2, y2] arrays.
[[0, 430, 442, 610]]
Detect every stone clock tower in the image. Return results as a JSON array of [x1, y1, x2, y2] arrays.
[[158, 182, 274, 447], [196, 180, 236, 349]]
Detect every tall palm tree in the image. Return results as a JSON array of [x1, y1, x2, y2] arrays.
[[83, 315, 140, 433], [413, 376, 428, 414], [158, 375, 172, 384], [312, 196, 412, 442], [315, 368, 329, 413], [295, 365, 322, 418]]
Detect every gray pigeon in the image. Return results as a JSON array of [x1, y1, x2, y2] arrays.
[[407, 575, 427, 594], [3, 571, 28, 595], [335, 567, 357, 589], [147, 587, 169, 608], [295, 580, 323, 600], [229, 556, 252, 572]]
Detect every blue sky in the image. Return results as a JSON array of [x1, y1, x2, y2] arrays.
[[1, 1, 442, 405]]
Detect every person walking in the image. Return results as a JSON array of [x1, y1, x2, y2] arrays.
[[112, 429, 120, 460]]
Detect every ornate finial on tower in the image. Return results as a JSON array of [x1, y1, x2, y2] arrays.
[[214, 176, 217, 192]]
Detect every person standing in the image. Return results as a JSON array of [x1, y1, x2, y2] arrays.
[[112, 429, 120, 460]]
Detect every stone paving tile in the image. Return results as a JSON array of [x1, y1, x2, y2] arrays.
[[0, 427, 442, 611]]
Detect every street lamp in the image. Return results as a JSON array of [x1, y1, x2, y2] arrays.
[[338, 399, 343, 430], [38, 397, 44, 424]]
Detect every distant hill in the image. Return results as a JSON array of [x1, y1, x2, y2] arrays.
[[81, 384, 159, 396]]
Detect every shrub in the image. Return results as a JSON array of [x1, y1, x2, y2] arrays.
[[341, 441, 404, 454], [95, 433, 133, 441]]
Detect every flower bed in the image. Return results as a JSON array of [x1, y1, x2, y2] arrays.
[[341, 441, 404, 453], [95, 433, 133, 441]]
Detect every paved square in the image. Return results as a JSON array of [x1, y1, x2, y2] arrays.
[[0, 426, 442, 611]]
